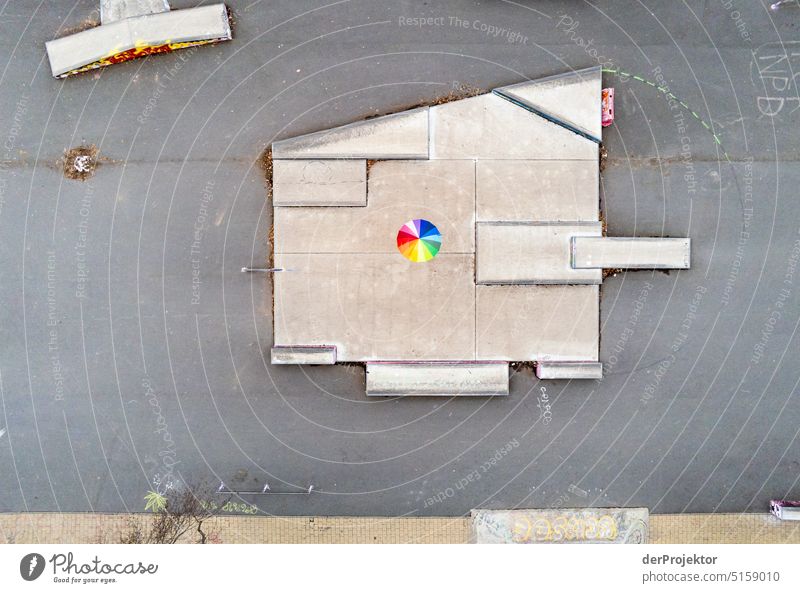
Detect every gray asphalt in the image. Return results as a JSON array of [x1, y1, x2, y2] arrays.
[[1, 0, 799, 517]]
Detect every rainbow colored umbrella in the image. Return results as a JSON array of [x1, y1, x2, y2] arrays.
[[396, 219, 442, 262]]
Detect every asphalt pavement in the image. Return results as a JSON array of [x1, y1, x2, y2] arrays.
[[1, 0, 799, 516]]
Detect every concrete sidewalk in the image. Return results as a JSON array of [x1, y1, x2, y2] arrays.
[[1, 513, 798, 544]]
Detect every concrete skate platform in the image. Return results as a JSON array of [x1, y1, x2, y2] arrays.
[[270, 66, 691, 393]]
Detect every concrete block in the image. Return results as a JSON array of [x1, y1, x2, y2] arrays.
[[101, 0, 170, 24], [271, 346, 336, 365], [429, 94, 597, 160], [272, 108, 429, 159], [476, 160, 598, 222], [476, 222, 602, 284], [497, 66, 602, 141], [536, 361, 603, 380], [46, 4, 231, 78], [572, 237, 691, 269], [272, 160, 366, 206], [366, 363, 509, 396], [273, 254, 476, 361], [274, 160, 475, 254], [476, 285, 599, 361]]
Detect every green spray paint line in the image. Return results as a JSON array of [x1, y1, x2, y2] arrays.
[[602, 68, 729, 161]]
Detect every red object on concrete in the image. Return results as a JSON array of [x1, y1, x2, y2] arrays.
[[602, 87, 615, 127]]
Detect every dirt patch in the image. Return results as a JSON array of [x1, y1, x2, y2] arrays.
[[603, 268, 623, 279], [258, 147, 273, 198], [267, 224, 275, 269], [62, 146, 99, 181], [364, 83, 485, 120], [599, 144, 608, 172], [57, 16, 100, 38]]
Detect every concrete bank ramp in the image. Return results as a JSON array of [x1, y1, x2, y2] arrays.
[[46, 2, 231, 78], [496, 66, 602, 141], [272, 108, 430, 160]]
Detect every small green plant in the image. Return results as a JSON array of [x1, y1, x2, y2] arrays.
[[144, 490, 167, 513]]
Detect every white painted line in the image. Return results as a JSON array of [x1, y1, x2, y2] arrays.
[[0, 427, 6, 439]]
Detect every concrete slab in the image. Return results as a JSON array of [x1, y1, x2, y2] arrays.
[[271, 346, 337, 365], [272, 159, 367, 206], [476, 285, 599, 361], [273, 253, 476, 361], [366, 363, 509, 396], [429, 94, 597, 160], [536, 361, 603, 380], [46, 4, 231, 78], [476, 222, 602, 284], [101, 0, 170, 25], [572, 237, 691, 269], [274, 160, 475, 254], [497, 66, 603, 141], [476, 160, 598, 222], [272, 108, 429, 159]]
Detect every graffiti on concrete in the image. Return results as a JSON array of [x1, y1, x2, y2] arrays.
[[471, 508, 648, 544]]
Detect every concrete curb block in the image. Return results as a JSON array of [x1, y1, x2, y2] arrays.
[[271, 346, 337, 365], [46, 3, 231, 78], [536, 361, 603, 380], [366, 363, 509, 396]]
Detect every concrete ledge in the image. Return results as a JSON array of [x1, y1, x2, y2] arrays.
[[366, 363, 509, 396], [572, 237, 691, 269], [273, 160, 367, 206], [477, 221, 602, 284], [536, 361, 603, 380], [271, 346, 337, 365], [46, 4, 231, 78], [272, 108, 429, 160]]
